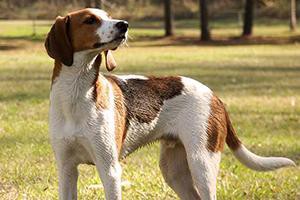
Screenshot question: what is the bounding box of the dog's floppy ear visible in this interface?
[45,16,73,66]
[104,50,117,71]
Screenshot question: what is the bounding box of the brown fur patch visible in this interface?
[225,110,241,150]
[95,79,110,109]
[51,60,62,86]
[92,55,110,109]
[92,55,126,153]
[68,9,103,52]
[207,95,241,152]
[45,15,73,66]
[107,78,127,153]
[206,95,227,152]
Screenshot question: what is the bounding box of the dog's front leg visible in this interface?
[97,160,122,200]
[90,136,122,200]
[57,159,79,200]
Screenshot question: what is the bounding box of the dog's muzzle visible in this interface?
[93,21,128,49]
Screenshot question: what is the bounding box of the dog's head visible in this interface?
[45,8,128,71]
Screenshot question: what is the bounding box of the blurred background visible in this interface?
[0,0,299,199]
[0,0,299,40]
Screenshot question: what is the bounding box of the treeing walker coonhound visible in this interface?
[44,8,295,200]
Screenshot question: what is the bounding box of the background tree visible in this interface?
[164,0,174,36]
[290,0,297,31]
[85,0,91,8]
[242,0,255,37]
[94,0,102,9]
[199,0,211,41]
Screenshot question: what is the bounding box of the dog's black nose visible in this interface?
[116,21,128,33]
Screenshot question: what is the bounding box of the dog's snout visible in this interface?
[116,21,128,33]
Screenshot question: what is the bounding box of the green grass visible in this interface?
[0,19,299,199]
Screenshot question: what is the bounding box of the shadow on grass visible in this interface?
[0,76,50,82]
[120,63,300,76]
[0,134,49,149]
[0,34,46,43]
[1,32,300,47]
[131,35,300,47]
[0,91,49,102]
[0,44,21,51]
[0,68,50,102]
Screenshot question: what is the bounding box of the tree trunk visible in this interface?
[95,0,102,8]
[164,0,174,36]
[7,0,11,9]
[290,0,297,31]
[242,0,254,37]
[199,0,211,41]
[85,0,91,8]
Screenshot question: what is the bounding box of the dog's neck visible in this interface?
[62,50,99,73]
[71,51,100,68]
[59,52,99,90]
[51,51,107,122]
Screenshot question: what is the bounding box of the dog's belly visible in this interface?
[65,137,96,165]
[72,136,96,164]
[120,117,160,159]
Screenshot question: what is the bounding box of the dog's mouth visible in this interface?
[93,35,126,49]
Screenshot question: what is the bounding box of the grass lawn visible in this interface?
[0,19,299,200]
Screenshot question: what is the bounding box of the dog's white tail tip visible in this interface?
[233,145,296,171]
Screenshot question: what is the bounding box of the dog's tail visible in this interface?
[225,111,296,171]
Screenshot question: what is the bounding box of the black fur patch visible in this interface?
[107,76,184,124]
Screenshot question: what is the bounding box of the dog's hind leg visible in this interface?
[181,136,221,200]
[159,140,201,200]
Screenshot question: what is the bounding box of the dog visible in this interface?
[45,8,295,200]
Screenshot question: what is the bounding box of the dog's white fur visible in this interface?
[48,8,295,200]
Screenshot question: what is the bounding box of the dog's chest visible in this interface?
[49,70,105,147]
[50,85,93,136]
[49,80,104,164]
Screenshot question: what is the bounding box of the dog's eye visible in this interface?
[84,17,97,25]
